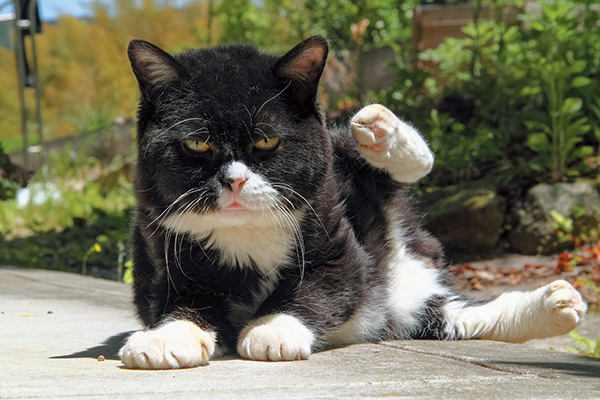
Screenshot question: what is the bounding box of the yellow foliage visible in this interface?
[0,0,217,147]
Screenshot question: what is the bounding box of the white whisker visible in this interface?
[271,183,330,240]
[254,81,291,117]
[147,188,204,238]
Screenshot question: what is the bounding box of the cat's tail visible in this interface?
[440,280,586,343]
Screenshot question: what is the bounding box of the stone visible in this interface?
[419,188,506,251]
[508,182,600,255]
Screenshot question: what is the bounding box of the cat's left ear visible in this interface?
[128,39,187,98]
[273,36,329,111]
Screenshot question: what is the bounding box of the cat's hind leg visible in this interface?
[119,319,216,369]
[350,104,433,183]
[442,280,586,343]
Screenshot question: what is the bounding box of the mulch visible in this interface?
[450,245,600,312]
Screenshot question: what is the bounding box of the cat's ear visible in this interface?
[273,36,329,111]
[128,39,186,97]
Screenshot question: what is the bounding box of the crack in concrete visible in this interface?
[376,342,558,379]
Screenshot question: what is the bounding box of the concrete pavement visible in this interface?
[1,266,599,399]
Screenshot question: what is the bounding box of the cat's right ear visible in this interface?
[128,40,186,98]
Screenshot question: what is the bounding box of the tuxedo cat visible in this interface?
[119,36,586,369]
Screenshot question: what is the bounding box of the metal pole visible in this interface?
[28,0,43,164]
[12,0,28,168]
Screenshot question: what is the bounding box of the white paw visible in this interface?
[237,314,314,361]
[541,280,587,335]
[350,104,433,183]
[119,320,216,369]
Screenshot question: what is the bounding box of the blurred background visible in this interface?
[0,0,599,314]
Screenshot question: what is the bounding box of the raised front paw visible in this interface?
[541,280,587,335]
[237,314,314,361]
[351,104,398,161]
[119,320,216,369]
[350,104,433,183]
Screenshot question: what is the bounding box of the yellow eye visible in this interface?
[254,137,280,151]
[184,139,210,153]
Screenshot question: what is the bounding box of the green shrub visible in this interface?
[0,142,136,280]
[384,0,600,186]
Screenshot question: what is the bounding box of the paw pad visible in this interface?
[349,104,434,183]
[543,280,587,331]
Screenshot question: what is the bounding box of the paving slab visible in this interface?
[1,266,599,399]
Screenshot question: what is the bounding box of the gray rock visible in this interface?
[420,188,506,251]
[508,182,600,255]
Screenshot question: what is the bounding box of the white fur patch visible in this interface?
[161,161,306,274]
[443,280,587,343]
[387,248,450,338]
[322,300,387,345]
[237,314,315,361]
[119,320,216,369]
[351,104,434,183]
[384,206,450,338]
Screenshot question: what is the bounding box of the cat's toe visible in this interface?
[119,320,215,369]
[237,314,314,361]
[542,280,587,333]
[350,104,433,183]
[350,104,396,160]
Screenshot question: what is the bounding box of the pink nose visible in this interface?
[231,178,247,193]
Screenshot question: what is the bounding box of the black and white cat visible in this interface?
[119,36,586,369]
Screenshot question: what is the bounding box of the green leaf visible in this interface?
[571,76,592,88]
[530,21,544,31]
[96,234,109,244]
[565,137,583,154]
[524,121,550,132]
[574,146,594,158]
[123,259,134,284]
[572,204,586,219]
[568,60,587,75]
[527,133,549,153]
[520,86,542,96]
[451,123,465,132]
[562,97,583,115]
[566,117,591,137]
[550,210,572,231]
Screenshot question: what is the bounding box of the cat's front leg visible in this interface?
[351,104,433,183]
[237,314,314,361]
[119,318,216,369]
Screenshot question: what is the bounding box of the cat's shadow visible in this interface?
[51,331,134,361]
[50,332,243,363]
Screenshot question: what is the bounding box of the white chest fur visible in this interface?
[162,210,300,275]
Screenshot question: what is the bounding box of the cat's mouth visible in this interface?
[222,201,247,211]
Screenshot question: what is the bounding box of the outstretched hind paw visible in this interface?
[542,280,587,334]
[350,104,433,183]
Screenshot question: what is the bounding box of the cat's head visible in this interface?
[129,36,331,235]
